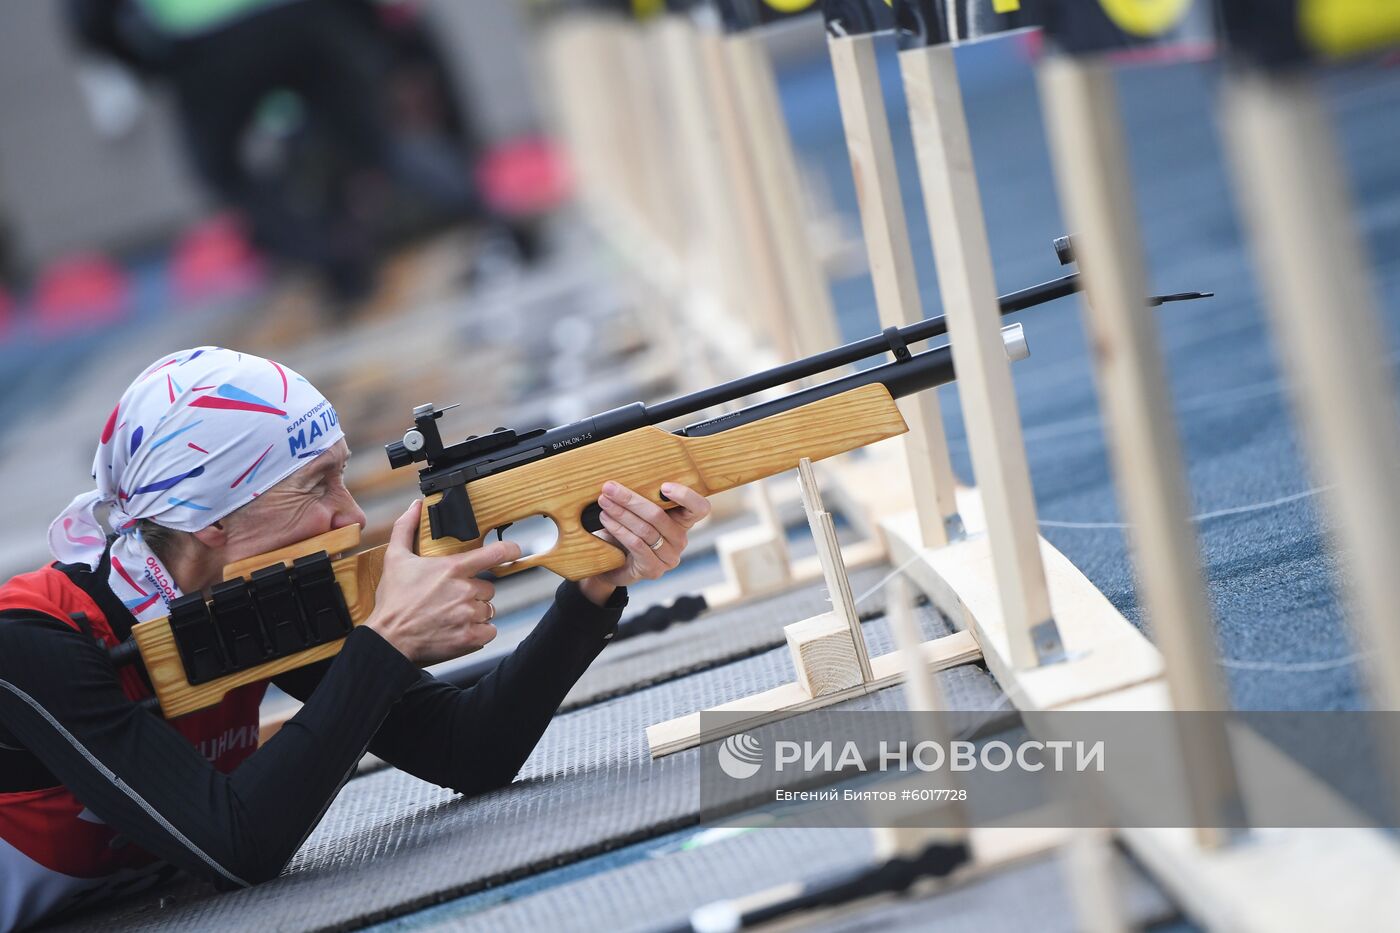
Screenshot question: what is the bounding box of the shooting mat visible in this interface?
[51,606,1002,932]
[374,828,1179,933]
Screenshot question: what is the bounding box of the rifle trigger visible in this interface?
[494,523,513,543]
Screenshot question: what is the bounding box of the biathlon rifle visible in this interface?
[116,238,1212,718]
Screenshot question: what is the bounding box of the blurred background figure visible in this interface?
[64,0,536,310]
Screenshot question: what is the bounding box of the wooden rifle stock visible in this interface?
[415,382,909,578]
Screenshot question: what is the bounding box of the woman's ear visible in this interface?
[190,521,229,550]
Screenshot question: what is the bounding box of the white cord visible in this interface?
[1038,486,1329,530]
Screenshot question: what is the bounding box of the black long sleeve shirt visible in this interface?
[0,559,623,889]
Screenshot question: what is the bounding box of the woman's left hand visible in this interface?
[579,481,711,604]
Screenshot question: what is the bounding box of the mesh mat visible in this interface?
[804,848,1181,933]
[51,608,999,932]
[386,831,1177,933]
[561,562,896,711]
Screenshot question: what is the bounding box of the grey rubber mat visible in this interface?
[561,561,897,711]
[805,849,1181,933]
[52,606,999,932]
[392,832,1178,933]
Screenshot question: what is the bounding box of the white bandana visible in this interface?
[48,347,345,623]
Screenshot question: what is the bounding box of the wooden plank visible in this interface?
[725,30,842,359]
[797,458,872,681]
[1063,829,1132,933]
[899,43,1059,669]
[696,26,794,358]
[1222,72,1400,723]
[654,16,778,349]
[1058,680,1400,930]
[1037,55,1241,844]
[880,572,970,849]
[881,488,1163,712]
[646,629,981,757]
[621,19,685,257]
[828,33,961,550]
[1123,824,1400,933]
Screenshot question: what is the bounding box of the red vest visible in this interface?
[0,564,266,930]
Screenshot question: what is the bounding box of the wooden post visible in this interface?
[622,17,687,262]
[1222,69,1400,752]
[878,572,968,854]
[725,30,843,359]
[798,458,872,682]
[696,26,796,359]
[1064,829,1133,933]
[899,43,1063,669]
[653,15,760,337]
[828,33,962,549]
[1037,55,1241,848]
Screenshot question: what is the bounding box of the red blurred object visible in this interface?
[171,215,263,304]
[34,253,130,335]
[1016,29,1044,61]
[0,286,14,341]
[476,137,572,218]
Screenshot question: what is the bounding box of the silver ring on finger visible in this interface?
[650,536,665,551]
[485,602,495,621]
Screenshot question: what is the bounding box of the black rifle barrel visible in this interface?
[646,273,1078,426]
[679,325,1016,437]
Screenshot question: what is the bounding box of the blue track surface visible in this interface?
[778,38,1400,711]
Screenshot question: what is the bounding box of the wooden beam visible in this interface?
[828,33,961,550]
[1037,55,1242,846]
[646,629,981,757]
[694,26,794,358]
[785,613,865,698]
[1221,70,1400,730]
[653,16,764,333]
[725,30,842,359]
[899,43,1061,669]
[798,458,872,681]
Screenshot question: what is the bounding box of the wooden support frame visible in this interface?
[827,33,962,550]
[884,486,1163,712]
[1036,55,1242,846]
[648,460,982,758]
[898,43,1063,670]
